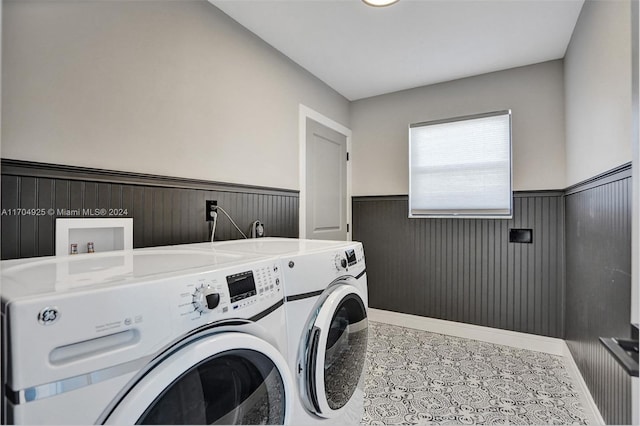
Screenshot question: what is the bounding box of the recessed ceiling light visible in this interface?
[362,0,399,7]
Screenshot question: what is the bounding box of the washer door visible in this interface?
[302,283,368,418]
[103,332,291,425]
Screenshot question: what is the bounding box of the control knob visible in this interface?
[334,254,348,271]
[192,285,221,314]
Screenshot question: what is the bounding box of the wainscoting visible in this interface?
[353,191,565,338]
[354,163,634,424]
[565,164,632,425]
[1,159,299,260]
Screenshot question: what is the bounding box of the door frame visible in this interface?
[298,104,352,240]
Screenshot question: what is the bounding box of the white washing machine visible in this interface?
[190,238,369,425]
[1,247,293,425]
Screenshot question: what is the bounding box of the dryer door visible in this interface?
[302,282,368,418]
[102,332,291,425]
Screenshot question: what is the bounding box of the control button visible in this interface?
[205,293,220,309]
[341,258,348,269]
[275,278,280,285]
[192,285,221,314]
[273,266,279,273]
[288,261,295,268]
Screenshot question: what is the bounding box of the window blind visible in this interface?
[409,110,512,218]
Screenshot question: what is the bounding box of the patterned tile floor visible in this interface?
[362,322,589,425]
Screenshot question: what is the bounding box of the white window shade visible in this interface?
[409,110,512,218]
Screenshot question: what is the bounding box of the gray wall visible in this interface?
[350,60,566,195]
[563,1,635,424]
[564,0,632,186]
[565,166,632,425]
[353,192,565,338]
[1,0,349,191]
[1,160,298,260]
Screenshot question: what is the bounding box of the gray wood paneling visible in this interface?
[565,173,632,425]
[1,176,20,258]
[352,164,633,423]
[352,191,565,338]
[1,160,299,260]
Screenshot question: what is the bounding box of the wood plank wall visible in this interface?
[1,160,299,259]
[565,167,632,425]
[353,191,565,338]
[353,163,633,423]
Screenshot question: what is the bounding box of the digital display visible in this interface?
[226,271,257,303]
[345,249,357,267]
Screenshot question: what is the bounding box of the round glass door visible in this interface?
[323,294,368,411]
[102,333,291,425]
[139,349,284,424]
[303,284,368,417]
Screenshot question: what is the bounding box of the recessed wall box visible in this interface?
[509,228,533,243]
[56,218,133,255]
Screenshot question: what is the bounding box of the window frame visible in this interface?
[408,110,513,219]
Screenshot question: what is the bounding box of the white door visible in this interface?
[306,117,348,241]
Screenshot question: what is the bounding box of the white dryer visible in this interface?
[203,238,369,425]
[1,248,292,425]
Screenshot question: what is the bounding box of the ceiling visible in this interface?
[209,0,584,101]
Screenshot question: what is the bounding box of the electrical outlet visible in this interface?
[206,200,217,221]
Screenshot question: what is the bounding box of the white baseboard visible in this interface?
[368,308,604,424]
[562,342,606,425]
[368,308,566,355]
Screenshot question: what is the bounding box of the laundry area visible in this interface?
[1,0,639,425]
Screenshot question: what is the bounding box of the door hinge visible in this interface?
[346,152,350,161]
[347,224,350,232]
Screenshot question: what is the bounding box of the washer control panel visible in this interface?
[178,260,282,321]
[250,264,281,303]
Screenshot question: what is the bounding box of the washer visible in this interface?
[196,238,369,425]
[1,248,292,425]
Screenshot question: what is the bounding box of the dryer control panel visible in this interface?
[333,244,365,272]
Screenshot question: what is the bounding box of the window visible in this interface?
[409,110,512,218]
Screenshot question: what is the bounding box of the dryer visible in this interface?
[200,238,369,425]
[1,248,292,425]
